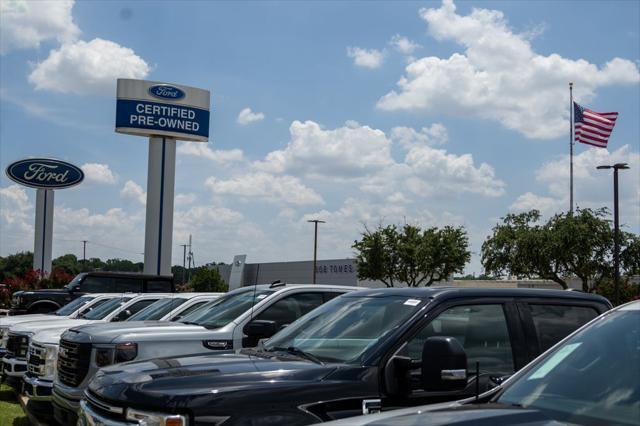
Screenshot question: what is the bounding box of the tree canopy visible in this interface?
[189,267,228,292]
[353,223,470,287]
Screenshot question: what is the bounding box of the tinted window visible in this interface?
[183,288,275,329]
[54,296,93,316]
[146,280,172,292]
[529,304,599,352]
[115,278,143,292]
[256,292,324,328]
[407,304,514,375]
[81,298,131,320]
[128,298,187,321]
[79,276,114,292]
[114,299,159,321]
[171,300,209,320]
[77,298,109,316]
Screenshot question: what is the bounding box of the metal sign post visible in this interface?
[115,79,210,276]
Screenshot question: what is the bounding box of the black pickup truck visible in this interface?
[80,287,610,426]
[10,271,174,315]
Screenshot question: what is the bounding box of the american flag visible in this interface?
[574,102,618,148]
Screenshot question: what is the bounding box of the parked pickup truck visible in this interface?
[10,271,174,315]
[53,283,359,424]
[1,293,170,388]
[82,288,610,426]
[22,293,221,422]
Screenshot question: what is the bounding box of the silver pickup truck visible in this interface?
[53,283,359,425]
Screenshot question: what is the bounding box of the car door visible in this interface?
[380,298,525,410]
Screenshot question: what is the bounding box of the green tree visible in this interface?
[190,267,228,292]
[103,258,142,272]
[53,254,81,275]
[353,223,470,287]
[0,252,33,281]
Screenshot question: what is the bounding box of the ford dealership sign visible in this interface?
[148,84,186,100]
[5,158,84,189]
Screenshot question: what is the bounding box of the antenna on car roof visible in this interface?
[269,280,285,288]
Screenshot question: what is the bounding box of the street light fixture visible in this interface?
[307,220,325,284]
[596,162,630,306]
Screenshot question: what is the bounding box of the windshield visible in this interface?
[54,296,94,316]
[180,288,275,329]
[127,298,187,321]
[498,309,640,425]
[80,297,131,320]
[63,273,86,290]
[264,295,425,363]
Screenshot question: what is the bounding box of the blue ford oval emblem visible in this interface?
[148,84,185,100]
[5,158,84,189]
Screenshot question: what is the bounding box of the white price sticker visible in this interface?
[404,299,421,306]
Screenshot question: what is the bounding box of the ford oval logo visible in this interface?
[148,84,185,101]
[5,158,84,190]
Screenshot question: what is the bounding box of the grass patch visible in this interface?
[0,384,29,426]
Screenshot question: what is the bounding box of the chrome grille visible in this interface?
[57,338,91,387]
[6,333,29,358]
[27,343,46,377]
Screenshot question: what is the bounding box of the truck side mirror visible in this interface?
[422,336,467,392]
[244,320,279,340]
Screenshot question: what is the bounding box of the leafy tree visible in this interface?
[482,208,638,293]
[190,267,228,292]
[0,251,33,281]
[53,254,81,275]
[353,223,470,287]
[103,258,142,272]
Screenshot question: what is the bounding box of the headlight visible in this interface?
[126,408,186,426]
[39,344,59,377]
[202,340,233,350]
[95,348,115,367]
[115,342,138,363]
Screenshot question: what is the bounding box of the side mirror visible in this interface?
[244,320,279,340]
[422,336,467,392]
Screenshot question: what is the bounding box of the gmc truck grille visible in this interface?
[57,339,91,387]
[27,343,46,377]
[6,333,29,358]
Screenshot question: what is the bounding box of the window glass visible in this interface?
[406,304,514,375]
[77,298,109,316]
[324,292,343,303]
[79,277,113,292]
[55,296,93,316]
[115,299,159,321]
[499,310,640,426]
[64,273,86,291]
[172,300,209,320]
[529,304,599,352]
[146,280,172,292]
[80,297,131,320]
[128,298,187,321]
[115,278,143,292]
[256,292,324,328]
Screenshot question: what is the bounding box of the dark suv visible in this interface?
[80,288,610,426]
[10,272,174,315]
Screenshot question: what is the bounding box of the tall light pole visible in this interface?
[597,162,630,306]
[307,220,325,284]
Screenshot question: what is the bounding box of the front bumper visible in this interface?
[23,373,53,401]
[2,355,27,378]
[79,399,133,426]
[53,384,82,425]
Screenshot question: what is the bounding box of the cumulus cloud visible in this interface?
[391,123,448,148]
[237,108,265,125]
[347,47,384,69]
[175,193,197,205]
[80,163,117,185]
[205,172,324,206]
[377,0,640,139]
[0,0,79,54]
[255,120,394,179]
[120,180,146,206]
[28,38,150,95]
[0,185,33,243]
[177,144,244,164]
[389,34,421,55]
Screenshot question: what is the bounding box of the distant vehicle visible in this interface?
[78,288,610,426]
[321,299,640,426]
[9,271,175,315]
[53,283,358,425]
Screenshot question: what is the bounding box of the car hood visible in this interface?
[10,318,99,334]
[89,350,340,409]
[0,314,59,328]
[324,403,574,426]
[71,321,210,343]
[31,328,68,345]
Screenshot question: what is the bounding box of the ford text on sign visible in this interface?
[5,158,84,189]
[116,79,210,142]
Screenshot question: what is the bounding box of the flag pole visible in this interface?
[569,82,574,214]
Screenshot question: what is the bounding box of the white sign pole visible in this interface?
[143,136,176,276]
[33,188,54,276]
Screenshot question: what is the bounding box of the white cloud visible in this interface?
[80,163,117,185]
[377,0,640,139]
[255,120,394,179]
[389,34,421,55]
[391,123,448,148]
[0,185,33,246]
[237,108,265,125]
[205,172,324,206]
[0,0,79,54]
[175,193,197,205]
[28,38,150,95]
[510,192,562,216]
[120,180,146,206]
[347,47,384,69]
[177,144,244,164]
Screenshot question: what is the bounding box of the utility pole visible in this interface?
[307,220,325,284]
[187,234,193,283]
[82,240,87,263]
[180,244,188,284]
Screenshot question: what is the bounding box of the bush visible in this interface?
[189,267,228,292]
[594,278,640,306]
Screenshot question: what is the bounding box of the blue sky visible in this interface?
[1,0,639,274]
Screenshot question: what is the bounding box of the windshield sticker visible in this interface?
[256,294,268,299]
[528,342,582,380]
[404,299,421,306]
